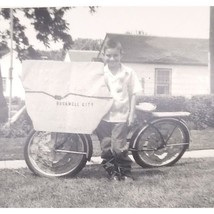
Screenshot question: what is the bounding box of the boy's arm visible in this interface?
[128,94,137,126]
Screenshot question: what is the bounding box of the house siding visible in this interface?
[0,53,25,99]
[124,63,209,97]
[0,48,209,99]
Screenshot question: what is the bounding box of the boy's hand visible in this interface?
[128,94,136,126]
[128,113,135,127]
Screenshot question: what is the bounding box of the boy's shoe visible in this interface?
[109,171,120,181]
[120,168,134,181]
[121,174,134,181]
[102,160,135,181]
[101,159,122,181]
[101,159,115,176]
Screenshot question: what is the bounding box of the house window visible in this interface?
[2,77,6,92]
[155,68,171,95]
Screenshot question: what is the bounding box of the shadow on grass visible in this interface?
[5,157,211,183]
[75,163,167,180]
[64,158,208,180]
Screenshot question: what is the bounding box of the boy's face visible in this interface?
[104,48,122,70]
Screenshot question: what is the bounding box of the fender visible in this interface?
[82,134,93,161]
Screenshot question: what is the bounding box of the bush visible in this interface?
[0,95,8,123]
[5,96,25,108]
[136,95,214,130]
[2,95,214,136]
[185,95,214,129]
[0,109,33,138]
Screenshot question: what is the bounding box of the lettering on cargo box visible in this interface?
[56,101,94,107]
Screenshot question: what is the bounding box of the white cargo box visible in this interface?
[21,60,113,134]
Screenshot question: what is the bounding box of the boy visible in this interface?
[96,39,142,181]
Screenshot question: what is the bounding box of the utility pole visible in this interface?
[210,6,214,94]
[8,8,13,126]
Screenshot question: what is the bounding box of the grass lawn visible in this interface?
[0,128,214,161]
[0,128,214,208]
[0,157,214,208]
[0,137,26,160]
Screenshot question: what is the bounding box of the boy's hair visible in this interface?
[103,38,123,54]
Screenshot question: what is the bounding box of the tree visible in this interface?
[38,49,66,61]
[0,7,97,61]
[0,7,97,123]
[72,38,102,51]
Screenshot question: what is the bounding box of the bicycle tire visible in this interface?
[131,118,190,168]
[24,130,90,177]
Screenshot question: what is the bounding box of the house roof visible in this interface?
[98,33,208,65]
[66,50,99,62]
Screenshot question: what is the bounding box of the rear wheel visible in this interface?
[24,130,89,177]
[132,119,190,168]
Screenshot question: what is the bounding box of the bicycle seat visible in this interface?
[136,103,157,112]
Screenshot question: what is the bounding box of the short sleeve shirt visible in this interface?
[103,64,142,122]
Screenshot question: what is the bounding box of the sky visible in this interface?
[27,6,210,50]
[0,3,211,50]
[66,6,209,40]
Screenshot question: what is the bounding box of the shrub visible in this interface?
[0,95,8,123]
[2,94,214,136]
[5,96,25,108]
[0,109,33,138]
[185,95,214,129]
[136,95,214,130]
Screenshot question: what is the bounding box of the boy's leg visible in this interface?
[96,120,115,177]
[111,123,133,178]
[96,120,113,160]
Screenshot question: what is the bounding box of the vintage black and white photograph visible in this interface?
[0,0,214,208]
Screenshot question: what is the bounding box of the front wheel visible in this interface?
[24,130,90,177]
[131,118,190,168]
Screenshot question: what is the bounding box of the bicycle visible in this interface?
[24,102,191,178]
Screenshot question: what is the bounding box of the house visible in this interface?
[64,50,99,62]
[0,51,25,99]
[1,35,210,99]
[98,33,209,97]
